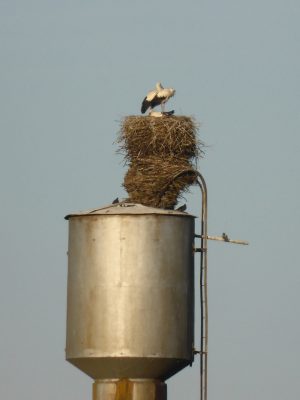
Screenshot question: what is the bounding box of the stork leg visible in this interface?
[161,102,165,112]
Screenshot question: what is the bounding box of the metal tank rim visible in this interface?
[65,202,196,220]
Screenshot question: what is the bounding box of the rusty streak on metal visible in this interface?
[115,379,133,400]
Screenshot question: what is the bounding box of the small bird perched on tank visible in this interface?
[141,82,175,114]
[176,204,187,212]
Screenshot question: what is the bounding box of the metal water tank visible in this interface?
[65,203,195,400]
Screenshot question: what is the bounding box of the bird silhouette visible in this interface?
[176,204,187,212]
[222,232,230,242]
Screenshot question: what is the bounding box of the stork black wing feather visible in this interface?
[148,95,164,110]
[141,97,150,114]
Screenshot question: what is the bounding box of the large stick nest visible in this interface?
[124,156,198,209]
[118,115,203,209]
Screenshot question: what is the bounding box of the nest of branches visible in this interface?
[118,115,202,209]
[124,156,198,208]
[118,115,203,161]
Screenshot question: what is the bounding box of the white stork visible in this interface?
[141,82,175,114]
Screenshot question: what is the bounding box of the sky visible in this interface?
[1,1,300,399]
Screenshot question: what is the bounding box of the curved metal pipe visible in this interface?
[154,167,208,400]
[196,173,208,400]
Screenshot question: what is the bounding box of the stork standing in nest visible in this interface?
[141,82,175,114]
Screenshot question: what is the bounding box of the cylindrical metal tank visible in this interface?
[65,203,195,399]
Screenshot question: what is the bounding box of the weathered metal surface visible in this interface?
[93,379,167,400]
[66,209,195,380]
[65,202,196,219]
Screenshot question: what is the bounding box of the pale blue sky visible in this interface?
[1,1,299,399]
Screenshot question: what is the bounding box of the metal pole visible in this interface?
[197,173,208,400]
[195,234,248,246]
[160,168,209,400]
